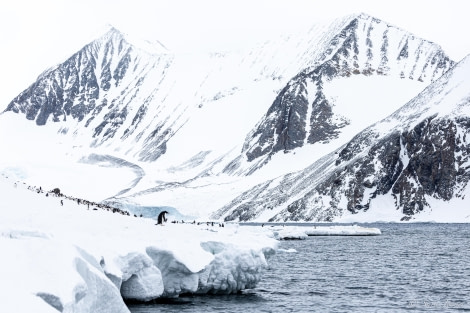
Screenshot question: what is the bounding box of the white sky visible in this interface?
[1,0,469,109]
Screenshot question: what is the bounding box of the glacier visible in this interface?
[0,173,277,312]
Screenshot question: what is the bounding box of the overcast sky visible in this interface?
[1,0,469,108]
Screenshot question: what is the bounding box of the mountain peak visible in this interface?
[356,12,377,20]
[102,26,126,40]
[97,26,169,55]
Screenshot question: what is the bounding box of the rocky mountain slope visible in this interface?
[227,14,454,175]
[213,54,470,222]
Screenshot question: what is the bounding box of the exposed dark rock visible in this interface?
[36,292,64,312]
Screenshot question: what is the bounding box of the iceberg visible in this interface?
[0,174,277,313]
[269,226,309,240]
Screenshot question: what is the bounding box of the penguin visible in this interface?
[157,210,169,225]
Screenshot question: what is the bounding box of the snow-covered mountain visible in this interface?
[213,54,470,222]
[4,14,452,166]
[3,18,356,163]
[1,13,467,222]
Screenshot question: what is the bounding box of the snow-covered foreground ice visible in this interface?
[0,173,277,313]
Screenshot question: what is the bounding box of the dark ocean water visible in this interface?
[128,223,470,312]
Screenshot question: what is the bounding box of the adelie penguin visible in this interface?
[156,210,169,225]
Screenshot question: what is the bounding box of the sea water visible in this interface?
[127,223,470,312]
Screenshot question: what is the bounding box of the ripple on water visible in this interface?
[128,224,470,313]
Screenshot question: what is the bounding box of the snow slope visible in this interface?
[0,173,277,312]
[112,13,454,218]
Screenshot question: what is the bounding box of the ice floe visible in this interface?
[304,225,382,236]
[265,224,381,240]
